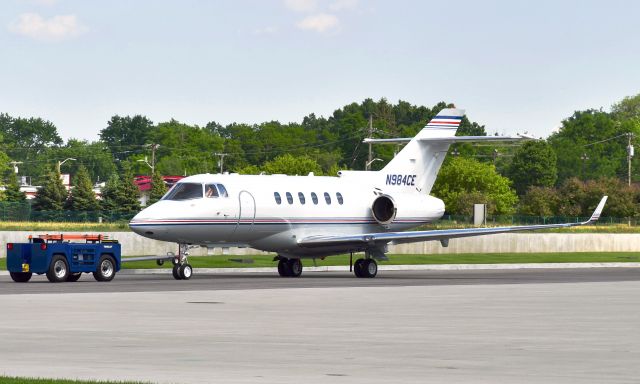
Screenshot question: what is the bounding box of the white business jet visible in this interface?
[129,108,607,280]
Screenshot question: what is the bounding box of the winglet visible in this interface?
[587,196,608,224]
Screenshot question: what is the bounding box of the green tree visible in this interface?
[100,173,121,211]
[4,172,27,202]
[556,178,587,216]
[99,115,154,160]
[33,167,67,211]
[66,165,98,211]
[548,110,636,183]
[507,141,557,195]
[612,93,640,121]
[117,167,141,213]
[582,178,637,218]
[262,154,323,175]
[432,157,518,215]
[519,186,560,217]
[148,170,167,205]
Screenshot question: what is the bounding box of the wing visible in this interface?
[298,196,607,249]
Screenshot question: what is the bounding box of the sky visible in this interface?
[1,0,639,141]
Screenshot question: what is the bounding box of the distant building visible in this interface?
[134,175,184,206]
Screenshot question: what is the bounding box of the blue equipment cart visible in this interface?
[6,234,121,283]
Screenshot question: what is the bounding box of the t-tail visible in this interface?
[380,108,465,193]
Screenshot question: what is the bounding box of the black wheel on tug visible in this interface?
[179,263,193,280]
[277,259,292,277]
[93,255,116,282]
[287,259,303,277]
[47,254,69,283]
[362,259,378,278]
[353,258,365,278]
[172,264,182,280]
[66,273,82,282]
[10,272,32,283]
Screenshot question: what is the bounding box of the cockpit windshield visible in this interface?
[162,183,203,201]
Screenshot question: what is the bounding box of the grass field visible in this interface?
[3,252,638,271]
[0,377,148,384]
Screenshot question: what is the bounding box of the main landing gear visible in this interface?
[172,244,193,280]
[350,251,378,278]
[353,258,377,278]
[276,256,303,277]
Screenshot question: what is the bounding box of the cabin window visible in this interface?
[216,184,229,197]
[205,184,219,198]
[336,192,344,205]
[311,192,318,205]
[324,192,331,205]
[298,192,306,205]
[286,192,293,204]
[163,183,203,201]
[274,192,282,204]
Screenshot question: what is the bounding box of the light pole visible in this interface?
[137,156,154,174]
[57,158,76,173]
[214,153,228,174]
[580,153,589,180]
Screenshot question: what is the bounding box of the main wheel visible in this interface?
[47,255,69,283]
[179,263,193,280]
[172,265,182,280]
[277,259,292,277]
[288,259,303,277]
[66,273,82,282]
[10,272,32,283]
[93,255,116,282]
[353,259,365,278]
[362,259,378,278]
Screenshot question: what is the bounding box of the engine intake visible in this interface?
[371,195,396,225]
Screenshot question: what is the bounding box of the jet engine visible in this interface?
[371,195,396,225]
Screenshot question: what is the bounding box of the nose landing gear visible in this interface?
[172,243,193,280]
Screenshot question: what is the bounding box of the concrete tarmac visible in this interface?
[0,269,639,383]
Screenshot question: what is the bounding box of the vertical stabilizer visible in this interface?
[380,108,464,194]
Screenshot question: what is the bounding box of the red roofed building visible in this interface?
[134,175,184,206]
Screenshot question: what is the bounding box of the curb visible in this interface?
[2,263,640,276]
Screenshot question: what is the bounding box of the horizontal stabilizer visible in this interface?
[363,135,535,145]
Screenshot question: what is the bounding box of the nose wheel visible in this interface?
[172,243,193,280]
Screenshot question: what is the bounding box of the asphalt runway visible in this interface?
[1,269,639,383]
[1,267,640,294]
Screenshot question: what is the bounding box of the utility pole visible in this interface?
[149,144,160,175]
[214,153,228,173]
[366,114,373,171]
[627,133,634,186]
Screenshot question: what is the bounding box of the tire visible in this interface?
[179,263,193,280]
[66,273,82,282]
[362,259,378,278]
[172,265,182,280]
[156,259,165,266]
[47,255,69,283]
[277,259,292,277]
[288,259,303,277]
[93,255,116,282]
[353,259,365,278]
[10,272,32,283]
